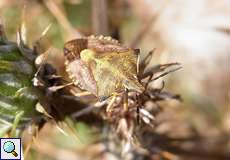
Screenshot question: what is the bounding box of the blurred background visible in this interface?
[0,0,230,159]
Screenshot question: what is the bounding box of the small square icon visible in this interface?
[0,138,21,160]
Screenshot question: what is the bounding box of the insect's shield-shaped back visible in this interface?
[64,36,144,100]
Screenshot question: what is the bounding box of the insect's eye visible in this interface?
[63,48,70,56]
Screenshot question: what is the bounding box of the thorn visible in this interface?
[41,24,52,37]
[151,66,182,82]
[69,90,92,97]
[144,48,156,66]
[48,83,73,92]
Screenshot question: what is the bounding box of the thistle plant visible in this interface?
[0,19,181,159]
[0,21,42,137]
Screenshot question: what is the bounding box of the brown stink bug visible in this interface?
[63,35,144,111]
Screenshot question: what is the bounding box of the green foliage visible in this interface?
[0,35,40,137]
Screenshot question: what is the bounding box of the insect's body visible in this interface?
[64,35,144,100]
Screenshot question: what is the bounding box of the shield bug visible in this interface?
[63,35,144,106]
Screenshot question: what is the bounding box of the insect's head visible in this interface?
[63,38,88,61]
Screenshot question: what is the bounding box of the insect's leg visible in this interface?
[106,94,117,113]
[123,88,128,111]
[48,82,74,92]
